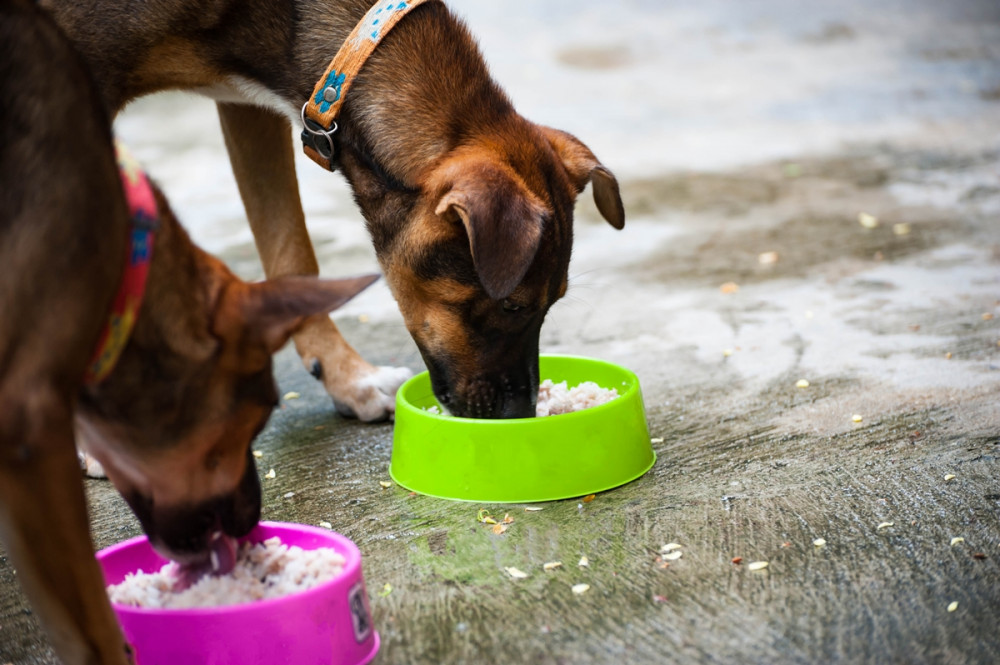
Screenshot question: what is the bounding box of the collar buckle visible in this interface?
[300,102,338,170]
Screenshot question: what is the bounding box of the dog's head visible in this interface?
[376,125,624,418]
[78,231,377,569]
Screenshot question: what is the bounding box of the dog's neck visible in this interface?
[236,0,516,188]
[80,191,217,425]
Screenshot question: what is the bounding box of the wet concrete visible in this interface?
[3,0,1000,663]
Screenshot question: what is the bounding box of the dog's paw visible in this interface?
[78,450,107,478]
[309,357,412,422]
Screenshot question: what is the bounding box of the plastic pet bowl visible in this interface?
[390,354,655,502]
[95,522,379,665]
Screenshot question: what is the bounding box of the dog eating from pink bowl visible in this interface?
[95,521,379,665]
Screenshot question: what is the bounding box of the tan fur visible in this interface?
[42,0,625,422]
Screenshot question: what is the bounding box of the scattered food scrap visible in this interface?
[892,223,911,236]
[501,514,514,525]
[758,251,779,265]
[252,450,263,458]
[852,414,864,423]
[796,379,810,388]
[944,474,956,482]
[492,524,508,535]
[947,601,959,613]
[663,551,683,561]
[283,491,295,499]
[319,521,332,529]
[720,282,740,294]
[748,561,769,571]
[578,556,590,568]
[950,537,965,547]
[543,561,563,571]
[582,494,596,503]
[723,348,734,357]
[379,583,392,597]
[945,352,952,359]
[264,469,276,480]
[650,437,665,444]
[660,543,682,553]
[572,583,591,595]
[973,553,987,560]
[653,594,668,603]
[813,538,827,548]
[379,481,392,489]
[358,314,370,323]
[524,507,544,512]
[983,313,994,321]
[282,391,300,400]
[876,522,894,531]
[731,557,743,565]
[858,212,879,228]
[505,567,529,579]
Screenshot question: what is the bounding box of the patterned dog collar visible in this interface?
[301,0,432,170]
[84,141,159,385]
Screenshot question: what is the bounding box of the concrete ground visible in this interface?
[3,0,1000,663]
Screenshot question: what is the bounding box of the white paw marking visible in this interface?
[78,451,107,479]
[335,365,413,422]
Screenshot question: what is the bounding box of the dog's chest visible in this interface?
[193,76,298,124]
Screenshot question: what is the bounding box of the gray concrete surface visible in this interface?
[2,0,1000,663]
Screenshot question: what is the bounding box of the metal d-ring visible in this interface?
[300,102,339,161]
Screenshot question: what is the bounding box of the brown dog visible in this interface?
[0,2,376,662]
[42,0,626,420]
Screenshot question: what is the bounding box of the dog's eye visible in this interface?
[502,299,524,313]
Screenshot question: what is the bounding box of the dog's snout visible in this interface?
[437,375,536,419]
[125,450,261,564]
[499,390,534,419]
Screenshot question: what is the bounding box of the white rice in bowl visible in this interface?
[107,536,346,609]
[423,380,620,417]
[535,379,619,417]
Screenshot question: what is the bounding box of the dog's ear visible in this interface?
[434,158,546,300]
[540,126,625,230]
[215,274,379,354]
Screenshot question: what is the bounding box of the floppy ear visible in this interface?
[540,127,625,230]
[434,158,546,300]
[214,274,380,354]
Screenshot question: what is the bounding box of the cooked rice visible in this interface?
[535,379,619,416]
[422,379,619,417]
[107,536,345,609]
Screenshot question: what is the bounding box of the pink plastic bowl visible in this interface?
[95,521,380,665]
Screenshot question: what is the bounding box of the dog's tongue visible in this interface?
[173,533,238,590]
[209,532,238,575]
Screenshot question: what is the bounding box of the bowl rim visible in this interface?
[396,354,641,424]
[97,521,362,616]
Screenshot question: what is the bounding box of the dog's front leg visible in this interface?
[0,392,132,665]
[216,103,411,421]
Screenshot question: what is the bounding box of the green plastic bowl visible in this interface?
[389,355,655,503]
